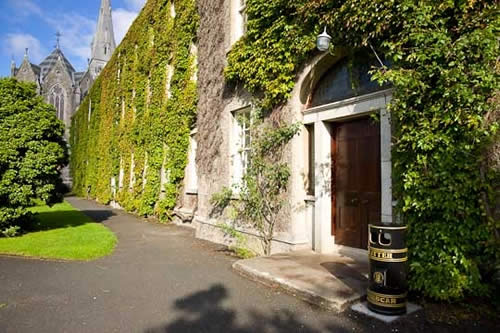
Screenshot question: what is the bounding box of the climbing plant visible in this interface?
[226,0,499,300]
[70,0,198,221]
[211,112,301,256]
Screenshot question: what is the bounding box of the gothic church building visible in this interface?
[10,0,116,132]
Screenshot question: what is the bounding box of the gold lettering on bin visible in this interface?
[370,248,393,259]
[369,247,408,263]
[367,290,407,308]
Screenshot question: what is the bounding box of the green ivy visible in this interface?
[70,0,198,221]
[226,0,499,300]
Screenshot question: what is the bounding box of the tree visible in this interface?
[211,111,301,255]
[0,78,68,236]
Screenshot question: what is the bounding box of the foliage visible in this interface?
[212,112,301,255]
[217,222,255,259]
[226,1,499,299]
[70,0,198,220]
[0,201,116,260]
[0,78,68,237]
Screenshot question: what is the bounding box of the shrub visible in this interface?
[0,78,68,236]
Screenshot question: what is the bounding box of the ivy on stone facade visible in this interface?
[70,0,198,221]
[226,0,499,300]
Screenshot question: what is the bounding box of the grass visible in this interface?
[0,201,117,261]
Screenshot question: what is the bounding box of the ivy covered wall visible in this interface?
[225,0,499,300]
[70,0,198,220]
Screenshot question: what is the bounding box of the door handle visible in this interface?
[350,198,359,205]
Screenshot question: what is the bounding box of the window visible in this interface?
[230,0,247,45]
[185,130,198,194]
[310,52,389,108]
[59,96,64,120]
[49,85,65,121]
[305,124,315,195]
[238,0,247,34]
[170,2,176,18]
[231,107,252,186]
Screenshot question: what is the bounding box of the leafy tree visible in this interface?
[0,78,68,236]
[211,112,301,255]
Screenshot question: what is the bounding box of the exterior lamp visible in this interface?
[316,27,386,68]
[316,27,331,52]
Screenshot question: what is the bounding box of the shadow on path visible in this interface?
[145,284,347,333]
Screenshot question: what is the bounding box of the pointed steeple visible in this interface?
[55,31,62,49]
[10,57,16,77]
[89,0,116,77]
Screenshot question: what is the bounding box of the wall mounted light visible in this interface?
[316,27,331,52]
[316,27,385,68]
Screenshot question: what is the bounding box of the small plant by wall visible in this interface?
[70,0,198,220]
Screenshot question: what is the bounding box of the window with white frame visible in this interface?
[185,130,198,194]
[230,0,247,45]
[239,0,247,33]
[232,107,252,186]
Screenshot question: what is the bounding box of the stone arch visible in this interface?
[298,51,344,106]
[298,49,387,107]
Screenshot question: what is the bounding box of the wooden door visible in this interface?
[332,117,381,249]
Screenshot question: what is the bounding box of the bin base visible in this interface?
[367,301,407,316]
[352,302,422,323]
[366,288,407,316]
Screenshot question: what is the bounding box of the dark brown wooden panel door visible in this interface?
[332,117,381,249]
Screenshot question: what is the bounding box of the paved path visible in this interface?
[0,197,466,332]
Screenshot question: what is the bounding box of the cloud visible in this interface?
[124,0,146,12]
[3,33,47,64]
[7,0,43,17]
[113,8,139,44]
[3,1,143,72]
[43,13,96,70]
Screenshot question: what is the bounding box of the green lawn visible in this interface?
[0,201,117,260]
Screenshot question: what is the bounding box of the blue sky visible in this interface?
[0,0,146,77]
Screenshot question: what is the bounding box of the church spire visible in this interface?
[10,56,16,77]
[89,0,116,77]
[55,31,62,49]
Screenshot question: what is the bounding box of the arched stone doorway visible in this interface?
[302,53,393,253]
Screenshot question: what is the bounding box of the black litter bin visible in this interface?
[367,224,408,315]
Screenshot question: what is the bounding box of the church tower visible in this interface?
[89,0,116,79]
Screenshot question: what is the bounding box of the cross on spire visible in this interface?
[55,31,62,49]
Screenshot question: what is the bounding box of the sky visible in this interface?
[0,0,146,77]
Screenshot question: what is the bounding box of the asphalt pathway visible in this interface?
[0,197,463,332]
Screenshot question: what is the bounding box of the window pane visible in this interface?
[60,97,64,121]
[310,52,388,107]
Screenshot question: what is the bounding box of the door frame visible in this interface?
[303,89,393,254]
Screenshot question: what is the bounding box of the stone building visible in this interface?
[10,0,116,133]
[175,0,394,256]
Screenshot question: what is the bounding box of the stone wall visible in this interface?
[195,0,232,216]
[193,0,309,254]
